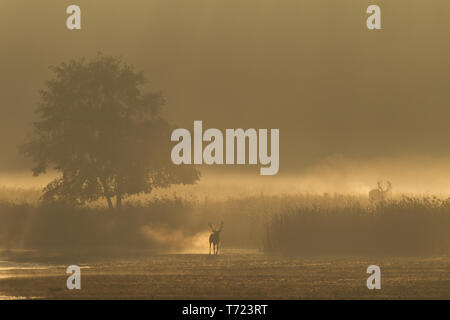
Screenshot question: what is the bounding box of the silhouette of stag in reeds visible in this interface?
[369,181,392,203]
[208,221,224,255]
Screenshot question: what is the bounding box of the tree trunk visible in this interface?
[99,176,114,210]
[106,196,113,209]
[116,193,122,209]
[115,176,123,210]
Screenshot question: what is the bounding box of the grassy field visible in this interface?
[0,249,449,299]
[0,186,449,299]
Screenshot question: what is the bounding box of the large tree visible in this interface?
[21,54,200,209]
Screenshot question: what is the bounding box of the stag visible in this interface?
[369,181,392,202]
[208,222,223,255]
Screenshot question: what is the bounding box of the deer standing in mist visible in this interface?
[369,181,392,202]
[208,222,224,255]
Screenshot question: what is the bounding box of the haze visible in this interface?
[1,0,450,193]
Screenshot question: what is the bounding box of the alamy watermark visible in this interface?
[170,121,279,175]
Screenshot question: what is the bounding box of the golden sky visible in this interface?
[1,1,450,175]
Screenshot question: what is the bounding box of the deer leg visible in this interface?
[209,241,211,255]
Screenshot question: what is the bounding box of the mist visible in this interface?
[2,1,450,174]
[2,0,450,300]
[3,154,450,205]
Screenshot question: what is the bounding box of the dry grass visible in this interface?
[0,185,449,257]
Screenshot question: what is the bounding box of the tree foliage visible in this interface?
[21,54,200,208]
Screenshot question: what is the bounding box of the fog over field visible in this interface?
[3,154,450,203]
[1,0,450,299]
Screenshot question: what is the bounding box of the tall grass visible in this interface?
[0,192,277,251]
[264,196,450,256]
[1,186,449,256]
[0,187,369,252]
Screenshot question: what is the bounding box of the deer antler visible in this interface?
[384,181,392,192]
[218,221,224,232]
[208,222,215,231]
[377,180,392,193]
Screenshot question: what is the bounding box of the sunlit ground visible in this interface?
[0,249,449,299]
